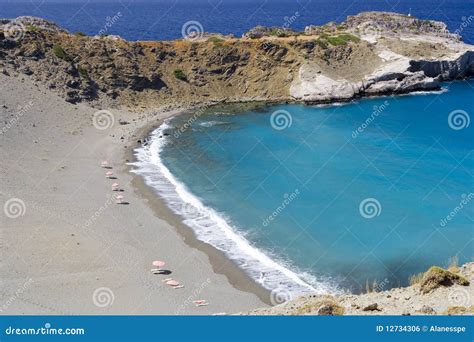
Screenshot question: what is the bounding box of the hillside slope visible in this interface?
[1,12,472,110]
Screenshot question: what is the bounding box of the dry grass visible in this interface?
[419,266,469,294]
[295,296,345,316]
[409,272,424,285]
[442,306,474,315]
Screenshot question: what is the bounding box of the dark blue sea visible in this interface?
[1,0,473,43]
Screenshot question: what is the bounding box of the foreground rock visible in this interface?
[0,12,472,109]
[244,263,474,315]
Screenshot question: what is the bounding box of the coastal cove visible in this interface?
[1,8,473,317]
[131,80,474,297]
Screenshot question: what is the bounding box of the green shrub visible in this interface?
[26,24,39,32]
[315,38,328,49]
[207,36,225,45]
[52,44,73,62]
[173,69,187,81]
[77,66,88,78]
[326,33,360,46]
[75,31,86,37]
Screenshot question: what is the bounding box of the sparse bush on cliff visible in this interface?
[443,306,474,315]
[77,66,88,78]
[326,33,360,46]
[419,266,469,294]
[295,297,345,315]
[409,272,424,285]
[75,31,86,37]
[315,38,328,49]
[207,36,225,45]
[26,24,39,32]
[173,69,187,81]
[52,44,72,62]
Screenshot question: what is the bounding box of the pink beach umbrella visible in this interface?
[105,171,114,178]
[193,300,209,307]
[111,183,120,191]
[115,194,124,204]
[165,280,180,287]
[101,160,109,168]
[152,260,166,268]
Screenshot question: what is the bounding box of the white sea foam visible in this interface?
[130,121,339,297]
[406,87,449,96]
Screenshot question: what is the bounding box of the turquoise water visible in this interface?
[136,82,473,294]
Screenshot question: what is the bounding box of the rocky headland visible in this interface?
[0,12,472,109]
[1,12,473,316]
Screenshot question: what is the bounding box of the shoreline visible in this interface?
[123,79,471,303]
[0,74,267,314]
[124,107,273,305]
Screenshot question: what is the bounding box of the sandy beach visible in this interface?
[0,72,267,314]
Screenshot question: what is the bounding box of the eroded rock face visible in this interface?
[290,40,473,102]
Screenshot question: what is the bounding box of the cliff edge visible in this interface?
[0,12,472,109]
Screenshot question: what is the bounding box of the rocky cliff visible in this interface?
[0,12,472,109]
[245,263,474,316]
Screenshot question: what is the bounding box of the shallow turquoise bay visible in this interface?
[161,81,473,292]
